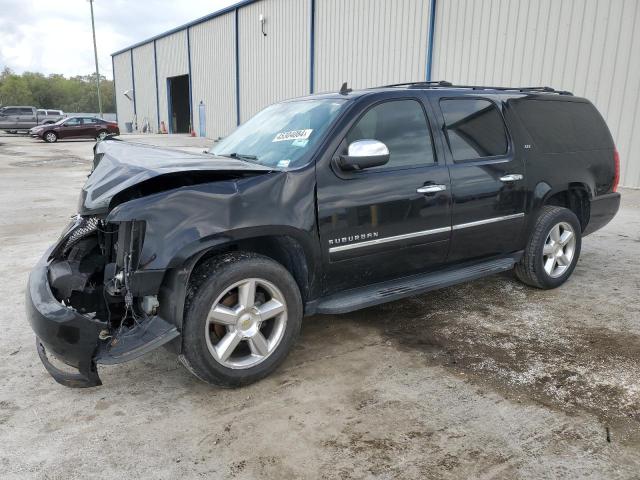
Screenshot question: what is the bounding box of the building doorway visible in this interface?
[167,74,191,133]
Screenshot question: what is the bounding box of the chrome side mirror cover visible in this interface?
[338,139,390,171]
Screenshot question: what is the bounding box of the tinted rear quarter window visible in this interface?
[511,99,612,153]
[440,98,509,161]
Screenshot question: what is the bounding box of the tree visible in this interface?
[0,69,114,112]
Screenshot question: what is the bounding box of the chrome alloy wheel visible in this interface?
[45,132,56,142]
[97,131,108,140]
[205,278,287,369]
[542,221,576,278]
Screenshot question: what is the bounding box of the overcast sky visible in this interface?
[0,0,238,79]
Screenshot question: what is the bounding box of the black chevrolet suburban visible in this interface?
[25,81,621,388]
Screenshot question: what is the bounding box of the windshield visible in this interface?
[210,98,347,169]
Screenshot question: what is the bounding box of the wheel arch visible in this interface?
[531,181,591,232]
[158,232,319,347]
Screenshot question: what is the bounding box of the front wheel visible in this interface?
[180,252,303,387]
[515,206,582,289]
[43,131,58,143]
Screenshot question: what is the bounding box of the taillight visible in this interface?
[613,149,620,192]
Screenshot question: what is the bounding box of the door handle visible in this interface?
[500,174,524,182]
[417,184,447,194]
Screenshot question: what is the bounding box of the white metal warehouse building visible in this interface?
[112,0,640,188]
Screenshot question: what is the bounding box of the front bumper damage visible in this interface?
[27,253,105,387]
[25,217,179,388]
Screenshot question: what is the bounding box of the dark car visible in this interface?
[25,82,620,388]
[30,116,120,143]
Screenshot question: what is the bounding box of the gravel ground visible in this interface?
[0,133,638,479]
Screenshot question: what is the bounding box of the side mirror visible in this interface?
[338,139,390,171]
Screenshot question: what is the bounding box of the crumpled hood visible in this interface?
[79,139,273,214]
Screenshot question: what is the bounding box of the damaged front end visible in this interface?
[26,214,178,387]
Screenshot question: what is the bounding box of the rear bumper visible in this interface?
[26,251,107,387]
[583,192,621,236]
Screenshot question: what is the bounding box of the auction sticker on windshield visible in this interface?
[272,129,313,142]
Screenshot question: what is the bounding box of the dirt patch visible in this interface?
[345,273,640,445]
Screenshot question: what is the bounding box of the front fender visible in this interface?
[106,170,320,334]
[106,171,317,270]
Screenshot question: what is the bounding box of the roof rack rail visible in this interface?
[372,81,572,95]
[443,84,573,95]
[377,80,453,88]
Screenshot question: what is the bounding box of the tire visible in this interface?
[43,131,58,143]
[96,130,108,140]
[515,206,582,289]
[180,251,303,387]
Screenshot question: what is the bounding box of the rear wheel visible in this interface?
[96,130,108,140]
[44,131,58,143]
[180,252,303,387]
[515,206,582,289]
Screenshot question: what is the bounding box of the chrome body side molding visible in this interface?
[328,213,525,253]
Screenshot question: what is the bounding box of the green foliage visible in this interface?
[0,68,115,113]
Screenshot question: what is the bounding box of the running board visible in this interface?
[314,253,522,315]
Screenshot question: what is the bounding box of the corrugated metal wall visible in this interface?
[112,51,134,131]
[155,30,189,130]
[132,43,158,132]
[432,0,640,188]
[190,13,237,139]
[237,0,310,122]
[314,0,431,91]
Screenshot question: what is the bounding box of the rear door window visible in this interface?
[440,98,509,161]
[346,99,435,169]
[511,99,612,153]
[20,108,34,115]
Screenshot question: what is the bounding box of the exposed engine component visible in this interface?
[141,295,159,315]
[47,260,90,299]
[49,217,120,321]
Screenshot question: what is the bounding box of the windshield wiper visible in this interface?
[220,152,259,161]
